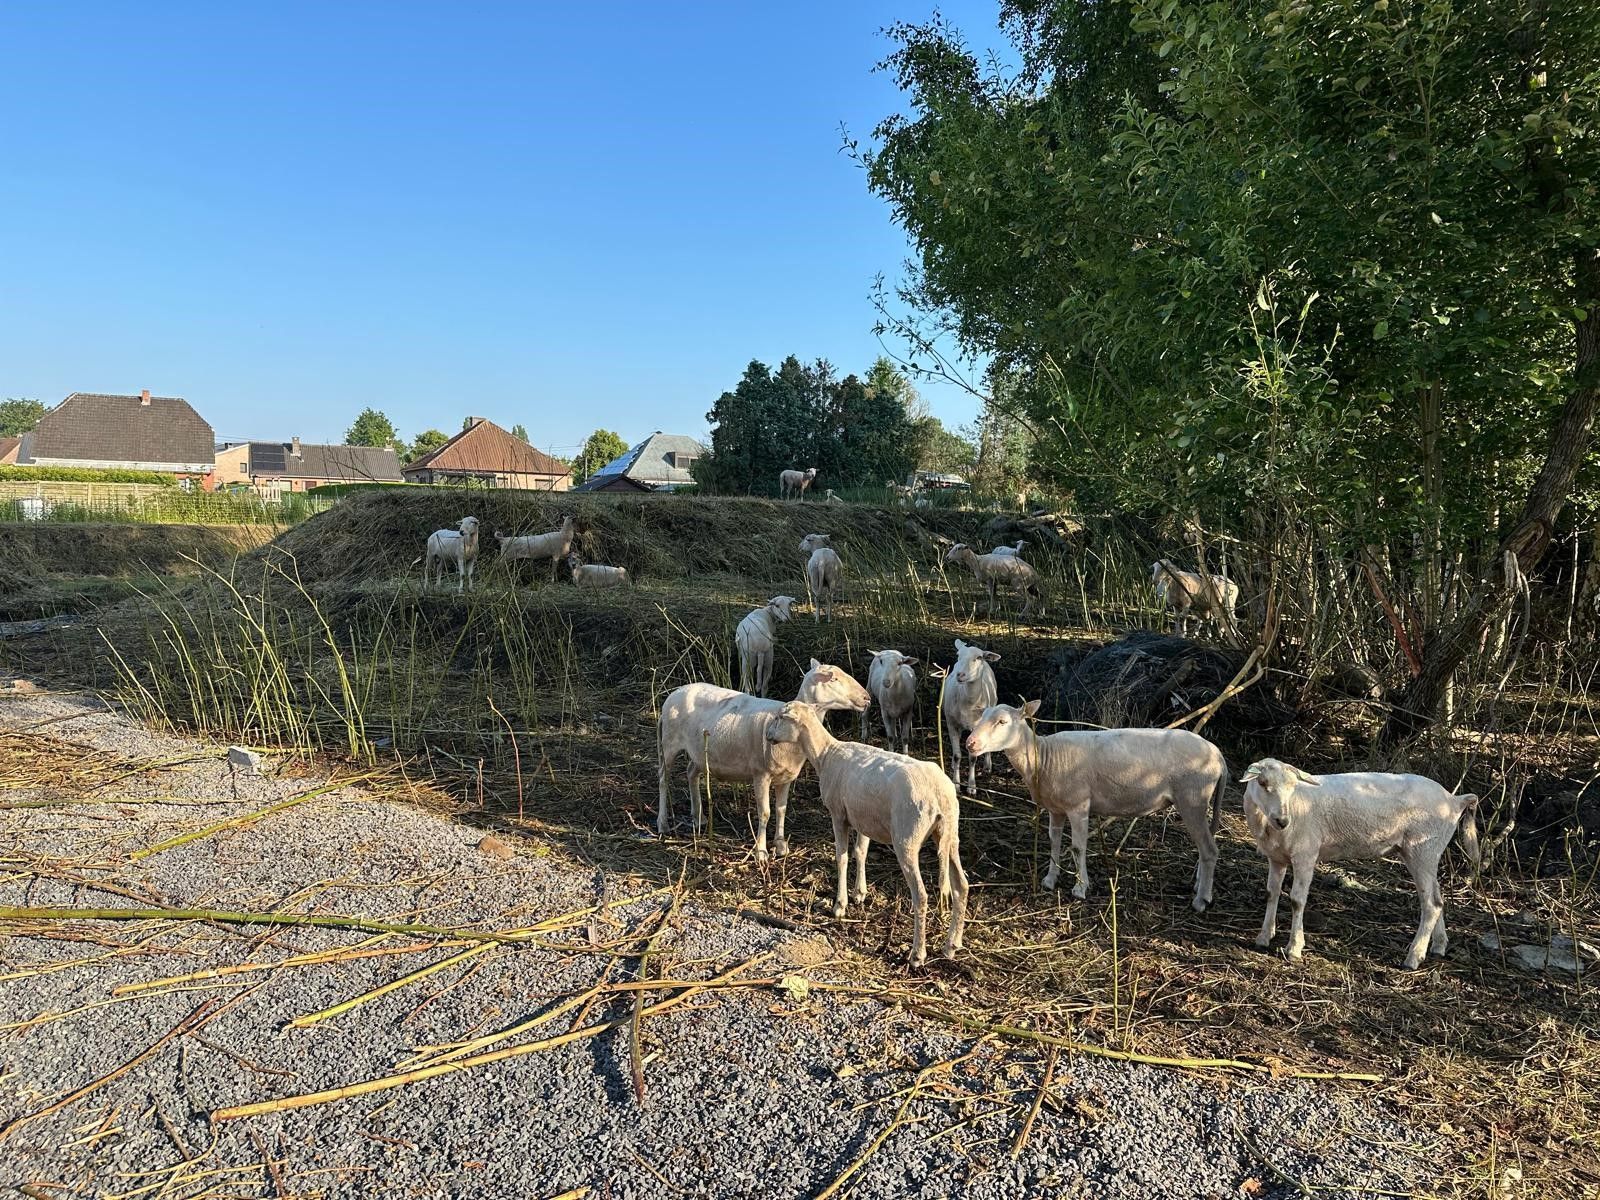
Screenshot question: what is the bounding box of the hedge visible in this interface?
[0,465,178,486]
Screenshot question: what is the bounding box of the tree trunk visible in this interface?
[1381,248,1600,745]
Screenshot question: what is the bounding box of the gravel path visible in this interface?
[0,677,1439,1198]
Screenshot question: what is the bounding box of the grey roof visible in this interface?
[244,441,403,482]
[582,432,706,490]
[22,392,214,469]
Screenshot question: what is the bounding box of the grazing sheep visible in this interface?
[990,541,1026,558]
[779,467,818,501]
[735,596,796,696]
[764,701,969,964]
[413,516,481,593]
[1150,559,1239,637]
[936,639,1000,796]
[1239,758,1480,969]
[966,700,1227,910]
[657,659,870,860]
[566,553,628,589]
[805,546,843,622]
[864,649,918,753]
[495,516,577,583]
[945,543,1046,617]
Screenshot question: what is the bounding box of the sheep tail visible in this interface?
[1210,758,1227,834]
[1456,793,1482,865]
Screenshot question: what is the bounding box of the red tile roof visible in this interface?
[404,419,569,477]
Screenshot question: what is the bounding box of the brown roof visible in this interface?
[25,393,214,469]
[0,437,19,465]
[404,418,569,477]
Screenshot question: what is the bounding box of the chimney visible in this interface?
[291,437,302,457]
[140,389,151,406]
[466,416,486,429]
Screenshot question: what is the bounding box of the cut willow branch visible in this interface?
[0,906,550,946]
[129,774,379,861]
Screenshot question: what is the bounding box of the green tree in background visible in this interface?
[0,399,46,437]
[345,408,402,451]
[405,428,450,464]
[510,423,530,442]
[864,0,1600,738]
[576,429,629,481]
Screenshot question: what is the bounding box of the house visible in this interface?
[214,438,404,496]
[402,417,571,490]
[573,431,706,493]
[0,437,20,466]
[17,391,214,480]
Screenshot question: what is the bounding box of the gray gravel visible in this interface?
[0,678,1439,1198]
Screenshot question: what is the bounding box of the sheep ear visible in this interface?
[954,639,968,652]
[984,651,1002,662]
[1022,699,1042,718]
[1239,764,1261,783]
[809,657,822,671]
[902,657,918,666]
[1292,768,1321,787]
[867,650,884,659]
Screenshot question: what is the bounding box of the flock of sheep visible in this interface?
[411,503,1480,974]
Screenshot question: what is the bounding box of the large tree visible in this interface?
[865,0,1599,739]
[405,428,450,464]
[345,408,402,451]
[576,428,629,481]
[0,398,46,437]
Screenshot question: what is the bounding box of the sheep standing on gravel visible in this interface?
[1150,560,1238,637]
[965,700,1227,910]
[566,553,628,589]
[414,516,481,593]
[495,516,577,583]
[764,701,969,964]
[657,658,870,860]
[945,543,1046,617]
[863,649,919,753]
[779,467,818,501]
[1239,758,1480,969]
[735,596,796,697]
[935,639,1000,796]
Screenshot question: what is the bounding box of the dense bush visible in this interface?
[0,465,177,486]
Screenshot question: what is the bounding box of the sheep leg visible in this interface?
[942,835,968,956]
[851,833,869,903]
[1257,859,1287,947]
[685,761,705,833]
[1041,810,1066,891]
[965,751,977,797]
[752,775,773,863]
[1428,874,1448,957]
[945,713,964,790]
[1286,852,1317,960]
[772,778,793,857]
[1068,806,1091,900]
[1402,845,1446,970]
[1173,797,1220,912]
[656,747,675,837]
[830,813,851,919]
[896,836,929,967]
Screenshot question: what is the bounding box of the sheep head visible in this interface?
[964,700,1040,756]
[1239,758,1320,830]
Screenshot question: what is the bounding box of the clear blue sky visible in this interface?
[0,1,1004,458]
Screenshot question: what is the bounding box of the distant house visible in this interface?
[17,391,214,480]
[214,438,403,496]
[402,417,571,491]
[0,437,20,466]
[573,432,706,493]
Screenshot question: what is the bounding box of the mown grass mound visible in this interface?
[0,522,273,580]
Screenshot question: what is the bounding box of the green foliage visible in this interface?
[405,429,450,464]
[0,465,177,486]
[698,357,918,494]
[345,408,402,451]
[0,398,46,437]
[910,416,974,475]
[510,423,530,442]
[576,429,629,481]
[864,0,1600,550]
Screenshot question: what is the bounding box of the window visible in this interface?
[672,452,696,469]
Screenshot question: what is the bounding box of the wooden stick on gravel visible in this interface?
[211,954,773,1123]
[1011,1045,1058,1159]
[129,775,378,861]
[284,941,498,1030]
[0,906,552,946]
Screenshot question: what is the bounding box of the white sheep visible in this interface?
[990,541,1026,558]
[945,543,1046,617]
[413,516,481,593]
[1150,559,1239,637]
[495,515,577,583]
[798,532,832,555]
[566,553,628,588]
[805,546,843,622]
[764,701,969,964]
[935,639,999,796]
[734,595,796,696]
[1239,758,1480,969]
[657,659,870,861]
[966,700,1228,911]
[864,649,919,753]
[779,467,818,501]
[824,489,845,504]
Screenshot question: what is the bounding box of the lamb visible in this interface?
[566,553,628,588]
[657,659,870,861]
[944,543,1046,617]
[965,700,1227,911]
[764,701,969,964]
[990,541,1026,558]
[1150,559,1239,637]
[805,546,843,622]
[823,489,845,504]
[413,516,481,593]
[734,596,796,696]
[935,639,999,796]
[864,649,918,753]
[1238,758,1480,969]
[779,467,818,501]
[495,515,577,583]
